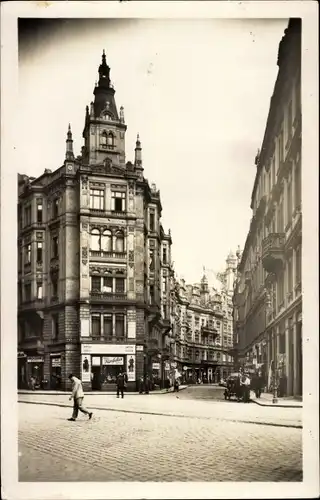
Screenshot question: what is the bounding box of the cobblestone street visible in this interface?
[19,400,302,482]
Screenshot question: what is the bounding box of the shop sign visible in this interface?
[27,356,44,363]
[102,356,124,366]
[136,345,144,352]
[82,344,136,355]
[51,358,61,367]
[164,362,170,370]
[126,355,136,382]
[152,363,160,370]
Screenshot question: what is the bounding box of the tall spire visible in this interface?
[98,49,111,88]
[134,133,142,168]
[65,123,74,160]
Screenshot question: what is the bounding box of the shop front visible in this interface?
[26,354,44,389]
[50,354,62,389]
[17,351,28,389]
[81,343,136,391]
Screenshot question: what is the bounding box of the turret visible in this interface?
[65,124,74,160]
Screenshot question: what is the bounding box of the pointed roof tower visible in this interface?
[134,133,143,170]
[93,50,119,119]
[65,123,74,160]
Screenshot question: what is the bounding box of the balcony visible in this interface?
[89,250,126,260]
[90,292,128,303]
[201,326,218,340]
[262,233,285,274]
[19,298,44,312]
[88,336,128,343]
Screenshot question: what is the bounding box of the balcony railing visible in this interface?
[19,298,44,311]
[89,250,126,259]
[262,233,285,274]
[90,292,127,301]
[89,335,127,343]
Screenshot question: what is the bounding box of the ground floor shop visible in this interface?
[173,362,233,384]
[17,351,44,389]
[81,343,138,391]
[241,300,302,397]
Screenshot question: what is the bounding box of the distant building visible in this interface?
[170,253,237,384]
[233,19,302,397]
[17,52,173,391]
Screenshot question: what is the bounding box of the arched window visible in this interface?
[115,231,124,253]
[107,132,114,147]
[101,133,107,146]
[90,229,100,251]
[101,229,112,252]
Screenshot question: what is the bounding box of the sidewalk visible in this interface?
[18,390,302,428]
[18,385,188,396]
[251,392,303,408]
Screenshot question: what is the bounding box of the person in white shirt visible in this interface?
[68,373,93,422]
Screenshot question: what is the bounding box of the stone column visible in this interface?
[285,318,290,395]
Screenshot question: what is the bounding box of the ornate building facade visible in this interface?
[233,19,302,397]
[17,52,174,391]
[169,252,237,384]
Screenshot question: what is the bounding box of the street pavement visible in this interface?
[18,385,302,428]
[19,401,302,482]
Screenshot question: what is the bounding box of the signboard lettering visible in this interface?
[102,356,124,366]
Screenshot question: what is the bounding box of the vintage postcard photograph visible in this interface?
[0,1,318,499]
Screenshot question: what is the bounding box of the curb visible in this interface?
[17,386,189,396]
[251,398,303,409]
[18,400,302,429]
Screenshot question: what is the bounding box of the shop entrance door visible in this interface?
[50,357,62,389]
[91,365,102,390]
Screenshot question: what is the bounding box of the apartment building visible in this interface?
[17,52,173,391]
[233,19,302,397]
[169,263,235,384]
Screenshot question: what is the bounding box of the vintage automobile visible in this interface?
[224,372,243,401]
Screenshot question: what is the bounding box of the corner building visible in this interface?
[233,19,302,397]
[17,52,172,391]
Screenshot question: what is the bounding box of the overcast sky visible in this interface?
[18,18,288,284]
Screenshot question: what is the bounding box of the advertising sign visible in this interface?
[81,355,91,382]
[126,355,136,382]
[51,357,61,367]
[102,356,124,366]
[27,356,44,363]
[152,363,160,370]
[81,344,136,355]
[164,362,170,370]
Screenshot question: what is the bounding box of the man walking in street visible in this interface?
[68,373,93,421]
[116,371,125,398]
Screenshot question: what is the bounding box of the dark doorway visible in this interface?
[91,365,102,390]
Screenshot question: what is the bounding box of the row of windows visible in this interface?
[91,276,125,293]
[20,236,58,268]
[20,198,60,229]
[90,189,126,211]
[90,229,124,253]
[91,313,125,338]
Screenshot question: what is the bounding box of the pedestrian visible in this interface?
[67,373,93,422]
[145,374,150,394]
[116,370,125,398]
[138,375,144,394]
[30,376,36,391]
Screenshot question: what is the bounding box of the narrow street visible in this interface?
[19,386,302,482]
